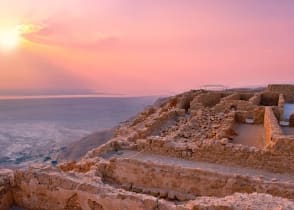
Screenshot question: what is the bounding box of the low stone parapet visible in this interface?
[135,137,294,173]
[99,155,294,200]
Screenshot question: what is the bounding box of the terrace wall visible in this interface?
[135,137,294,173]
[100,158,294,200]
[2,168,178,210]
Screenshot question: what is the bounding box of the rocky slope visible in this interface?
[1,85,294,210]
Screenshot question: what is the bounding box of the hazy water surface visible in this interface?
[0,96,156,167]
[283,103,294,120]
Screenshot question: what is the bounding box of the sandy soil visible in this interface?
[233,123,265,149]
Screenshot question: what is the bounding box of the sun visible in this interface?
[0,27,21,51]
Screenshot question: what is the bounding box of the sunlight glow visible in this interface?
[0,27,21,51]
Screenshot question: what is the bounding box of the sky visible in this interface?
[0,0,293,95]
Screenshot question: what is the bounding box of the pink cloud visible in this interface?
[1,0,294,95]
[21,20,119,50]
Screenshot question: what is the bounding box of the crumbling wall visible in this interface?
[214,99,264,124]
[240,93,254,101]
[267,84,294,102]
[100,158,294,200]
[136,137,294,173]
[215,99,257,112]
[1,167,293,210]
[234,107,264,124]
[264,107,294,154]
[249,93,261,106]
[261,92,279,106]
[0,170,14,210]
[278,94,286,121]
[12,168,177,210]
[273,135,294,155]
[264,107,283,147]
[191,92,222,108]
[176,92,197,111]
[221,93,240,101]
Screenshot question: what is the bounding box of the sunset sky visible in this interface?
[0,0,293,95]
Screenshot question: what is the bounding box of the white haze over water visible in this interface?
[0,96,157,167]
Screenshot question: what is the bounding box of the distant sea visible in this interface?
[0,95,157,167]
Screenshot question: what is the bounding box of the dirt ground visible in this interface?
[233,123,265,149]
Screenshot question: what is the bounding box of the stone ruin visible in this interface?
[1,84,294,210]
[289,114,294,127]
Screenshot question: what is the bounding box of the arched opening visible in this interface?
[230,105,237,111]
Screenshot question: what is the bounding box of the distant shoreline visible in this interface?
[0,94,159,100]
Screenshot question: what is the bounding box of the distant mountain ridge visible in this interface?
[0,89,121,96]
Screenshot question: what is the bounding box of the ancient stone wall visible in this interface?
[191,92,222,108]
[215,99,256,112]
[264,107,294,154]
[1,167,293,210]
[278,94,285,109]
[264,107,283,147]
[214,99,264,124]
[240,93,254,101]
[273,135,294,155]
[248,93,261,106]
[11,168,178,210]
[234,108,264,124]
[221,93,240,101]
[136,137,294,173]
[100,158,294,200]
[267,84,294,102]
[278,94,286,121]
[0,170,13,210]
[261,92,279,106]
